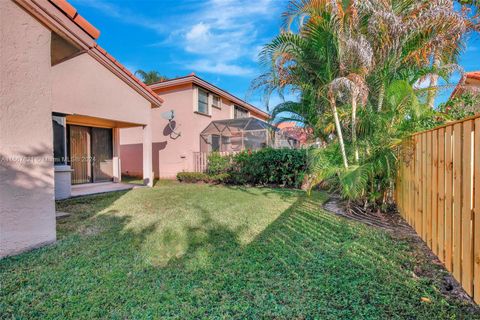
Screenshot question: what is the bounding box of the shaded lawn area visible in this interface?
[1,182,478,319]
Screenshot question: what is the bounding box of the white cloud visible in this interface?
[466,46,478,52]
[185,60,254,76]
[70,0,166,33]
[186,23,211,42]
[72,0,282,76]
[171,0,279,75]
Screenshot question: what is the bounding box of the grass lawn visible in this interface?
[1,181,478,319]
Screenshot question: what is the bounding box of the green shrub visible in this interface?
[178,149,307,188]
[176,172,230,184]
[206,152,232,175]
[229,148,307,188]
[206,173,230,184]
[176,172,208,183]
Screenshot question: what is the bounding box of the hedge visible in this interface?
[177,172,229,184]
[177,149,308,189]
[229,148,307,188]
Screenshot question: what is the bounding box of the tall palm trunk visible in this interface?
[329,94,349,169]
[377,83,385,112]
[351,96,359,163]
[427,58,440,109]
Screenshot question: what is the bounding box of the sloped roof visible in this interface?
[450,71,480,99]
[465,71,480,81]
[21,0,163,107]
[149,74,270,120]
[276,122,311,145]
[50,0,100,39]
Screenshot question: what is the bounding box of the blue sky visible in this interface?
[71,0,480,111]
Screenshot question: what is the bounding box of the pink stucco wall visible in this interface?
[0,1,156,257]
[0,0,56,257]
[120,83,267,179]
[51,53,153,126]
[121,84,195,178]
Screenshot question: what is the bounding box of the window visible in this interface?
[212,95,221,109]
[198,88,209,114]
[211,135,220,152]
[234,105,248,119]
[52,114,67,165]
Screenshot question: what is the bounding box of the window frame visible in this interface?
[52,113,67,165]
[211,94,221,109]
[197,88,210,115]
[234,105,249,119]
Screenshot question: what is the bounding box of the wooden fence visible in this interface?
[396,114,480,303]
[193,151,238,173]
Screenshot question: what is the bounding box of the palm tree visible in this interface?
[134,70,168,85]
[255,0,477,205]
[256,8,351,168]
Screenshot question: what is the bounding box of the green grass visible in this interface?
[1,181,478,319]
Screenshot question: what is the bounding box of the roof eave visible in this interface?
[16,0,163,108]
[150,75,269,118]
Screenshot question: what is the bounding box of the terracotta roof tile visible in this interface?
[93,44,164,105]
[49,0,99,39]
[48,0,163,105]
[95,45,107,56]
[450,71,480,99]
[465,71,480,81]
[150,74,270,118]
[49,0,76,19]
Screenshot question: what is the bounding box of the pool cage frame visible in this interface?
[199,117,299,153]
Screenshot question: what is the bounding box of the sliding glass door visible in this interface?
[69,125,113,184]
[91,127,113,182]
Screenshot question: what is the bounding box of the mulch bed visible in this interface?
[323,195,479,311]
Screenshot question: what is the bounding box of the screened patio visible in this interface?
[199,117,299,153]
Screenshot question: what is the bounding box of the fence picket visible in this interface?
[474,118,480,303]
[462,120,473,295]
[427,132,433,246]
[445,126,454,271]
[453,123,462,281]
[438,128,445,261]
[415,135,422,234]
[396,114,480,303]
[432,131,438,254]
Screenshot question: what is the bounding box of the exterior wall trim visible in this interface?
[150,75,269,119]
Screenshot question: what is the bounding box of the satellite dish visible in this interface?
[161,110,175,121]
[161,110,181,139]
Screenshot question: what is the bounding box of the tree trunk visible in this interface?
[352,96,359,163]
[377,83,385,112]
[427,58,440,109]
[329,94,349,169]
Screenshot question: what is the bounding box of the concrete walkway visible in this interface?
[71,182,144,198]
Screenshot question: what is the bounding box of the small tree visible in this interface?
[135,70,168,85]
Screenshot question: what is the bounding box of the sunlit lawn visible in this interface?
[1,181,477,319]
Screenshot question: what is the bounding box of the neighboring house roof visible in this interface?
[16,0,163,107]
[149,74,270,119]
[276,122,311,145]
[450,71,480,99]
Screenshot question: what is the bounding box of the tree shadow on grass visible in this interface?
[1,190,478,319]
[145,193,479,319]
[218,183,306,202]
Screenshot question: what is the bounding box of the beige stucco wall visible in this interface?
[0,0,56,257]
[52,47,155,186]
[0,1,156,257]
[52,53,152,125]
